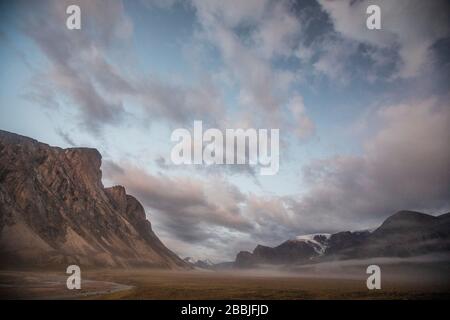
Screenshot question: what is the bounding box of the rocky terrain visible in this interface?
[0,130,188,269]
[235,210,450,267]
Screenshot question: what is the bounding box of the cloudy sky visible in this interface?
[0,0,449,261]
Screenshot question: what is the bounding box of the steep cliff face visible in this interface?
[0,130,187,269]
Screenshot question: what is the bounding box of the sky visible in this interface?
[0,0,449,262]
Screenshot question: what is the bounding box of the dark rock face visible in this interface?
[235,251,255,268]
[325,231,371,257]
[0,130,188,269]
[349,211,450,258]
[234,210,450,268]
[235,240,319,267]
[256,241,317,264]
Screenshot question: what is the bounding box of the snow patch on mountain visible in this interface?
[183,257,215,269]
[292,233,331,255]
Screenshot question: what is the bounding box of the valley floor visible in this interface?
[1,261,449,299]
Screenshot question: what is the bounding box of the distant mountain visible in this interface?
[235,235,326,268]
[0,130,188,269]
[234,211,450,268]
[338,210,450,259]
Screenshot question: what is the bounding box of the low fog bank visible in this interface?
[221,254,450,285]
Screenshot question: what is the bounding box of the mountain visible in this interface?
[183,257,215,269]
[0,130,188,269]
[235,235,325,267]
[234,211,450,268]
[338,210,450,259]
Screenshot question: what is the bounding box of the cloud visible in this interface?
[102,159,303,258]
[135,76,224,125]
[104,96,450,259]
[242,194,299,244]
[102,98,450,260]
[154,155,169,170]
[19,0,225,133]
[317,0,450,78]
[20,0,132,133]
[152,153,258,179]
[15,0,316,141]
[287,95,315,139]
[191,0,315,139]
[103,161,253,242]
[311,36,360,84]
[55,128,76,146]
[291,99,450,231]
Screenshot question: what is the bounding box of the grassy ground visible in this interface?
[1,264,449,299]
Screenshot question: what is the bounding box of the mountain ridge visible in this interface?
[0,130,188,269]
[235,210,450,268]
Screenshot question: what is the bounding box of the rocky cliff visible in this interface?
[0,130,188,269]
